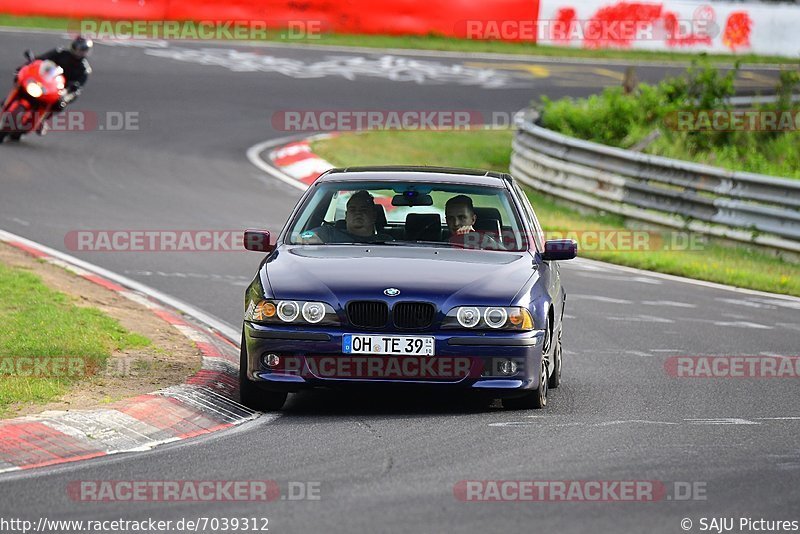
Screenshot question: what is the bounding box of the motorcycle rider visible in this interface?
[32,36,93,135]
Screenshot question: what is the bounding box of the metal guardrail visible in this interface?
[511,107,800,254]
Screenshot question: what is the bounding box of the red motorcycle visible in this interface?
[0,50,66,143]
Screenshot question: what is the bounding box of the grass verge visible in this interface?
[0,261,150,415]
[1,13,797,65]
[311,129,800,297]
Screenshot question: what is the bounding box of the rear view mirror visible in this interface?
[392,192,433,206]
[542,239,577,261]
[24,49,34,63]
[243,229,275,253]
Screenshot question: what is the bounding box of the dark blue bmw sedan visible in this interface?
[240,166,576,411]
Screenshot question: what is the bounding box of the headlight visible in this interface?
[25,82,43,98]
[246,299,339,325]
[484,307,508,329]
[302,302,325,323]
[277,301,300,322]
[443,306,533,331]
[456,307,481,328]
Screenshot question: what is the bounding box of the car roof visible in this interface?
[316,166,512,187]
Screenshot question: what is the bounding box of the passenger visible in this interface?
[445,194,505,250]
[300,190,393,244]
[444,195,477,236]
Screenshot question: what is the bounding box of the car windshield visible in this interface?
[285,181,528,251]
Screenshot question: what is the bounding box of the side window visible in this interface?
[512,182,545,252]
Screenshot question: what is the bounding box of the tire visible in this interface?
[548,325,562,389]
[238,333,287,411]
[4,107,28,141]
[505,316,550,410]
[504,357,548,410]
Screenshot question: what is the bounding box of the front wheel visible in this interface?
[548,325,562,389]
[238,333,287,411]
[504,357,548,410]
[1,106,30,141]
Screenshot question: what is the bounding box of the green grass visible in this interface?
[0,262,150,416]
[1,13,797,65]
[311,129,800,296]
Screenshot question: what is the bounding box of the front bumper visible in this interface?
[243,322,545,396]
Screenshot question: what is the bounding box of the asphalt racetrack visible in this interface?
[1,30,798,533]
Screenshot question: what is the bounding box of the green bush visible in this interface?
[539,62,800,179]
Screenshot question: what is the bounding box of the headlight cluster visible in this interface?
[25,82,44,98]
[443,306,533,331]
[246,299,339,325]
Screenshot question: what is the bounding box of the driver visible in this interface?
[300,190,393,244]
[33,36,93,135]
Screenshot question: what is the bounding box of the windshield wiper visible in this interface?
[388,240,461,248]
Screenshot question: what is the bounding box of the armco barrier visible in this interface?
[510,108,800,254]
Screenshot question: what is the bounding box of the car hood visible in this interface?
[263,245,537,308]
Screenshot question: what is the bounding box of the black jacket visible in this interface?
[35,48,91,89]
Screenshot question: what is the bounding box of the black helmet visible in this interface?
[71,36,93,58]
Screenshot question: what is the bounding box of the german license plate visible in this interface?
[342,334,435,356]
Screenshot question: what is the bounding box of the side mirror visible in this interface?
[24,49,34,62]
[542,239,577,261]
[243,229,275,253]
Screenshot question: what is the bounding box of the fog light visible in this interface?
[498,359,518,376]
[262,353,281,367]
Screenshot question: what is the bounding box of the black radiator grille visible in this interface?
[393,302,436,329]
[346,301,389,328]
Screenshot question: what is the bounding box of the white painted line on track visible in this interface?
[490,417,800,428]
[568,294,632,304]
[641,301,696,308]
[686,418,760,425]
